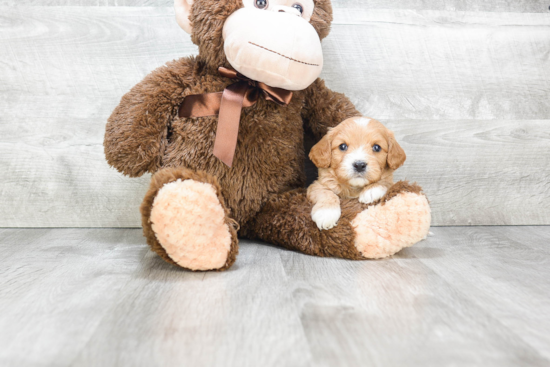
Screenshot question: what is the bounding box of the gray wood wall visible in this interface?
[0,1,549,227]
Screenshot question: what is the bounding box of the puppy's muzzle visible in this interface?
[353,161,367,173]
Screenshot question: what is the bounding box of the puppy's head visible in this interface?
[309,117,406,187]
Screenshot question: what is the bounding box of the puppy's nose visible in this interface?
[353,161,367,173]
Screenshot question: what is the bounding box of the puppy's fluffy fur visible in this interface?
[307,117,406,230]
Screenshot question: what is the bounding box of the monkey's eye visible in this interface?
[339,143,348,152]
[255,0,269,9]
[292,3,304,14]
[372,144,381,153]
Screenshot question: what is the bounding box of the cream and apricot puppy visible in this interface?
[307,117,406,230]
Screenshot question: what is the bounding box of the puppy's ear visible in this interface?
[174,0,194,34]
[387,131,406,170]
[309,133,332,168]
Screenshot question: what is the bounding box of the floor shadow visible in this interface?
[395,247,445,260]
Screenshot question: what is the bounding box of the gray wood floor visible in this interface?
[0,227,549,367]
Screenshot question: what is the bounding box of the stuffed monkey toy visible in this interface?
[104,0,431,271]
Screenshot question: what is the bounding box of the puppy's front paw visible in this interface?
[312,205,341,230]
[359,186,388,204]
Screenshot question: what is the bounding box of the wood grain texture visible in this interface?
[71,242,312,367]
[0,7,195,227]
[332,0,550,12]
[0,229,149,366]
[283,228,550,366]
[329,9,550,120]
[389,119,550,226]
[0,7,549,226]
[405,226,550,362]
[0,227,549,366]
[2,0,550,12]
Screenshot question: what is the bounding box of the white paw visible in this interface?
[359,186,387,204]
[312,206,341,230]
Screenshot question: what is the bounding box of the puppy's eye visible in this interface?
[373,144,381,152]
[292,3,304,14]
[339,143,348,151]
[255,0,268,9]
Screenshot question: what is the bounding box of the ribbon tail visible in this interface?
[213,82,249,167]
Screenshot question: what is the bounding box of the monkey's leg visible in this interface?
[241,182,431,260]
[141,167,239,271]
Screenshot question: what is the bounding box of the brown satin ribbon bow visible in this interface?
[178,67,293,167]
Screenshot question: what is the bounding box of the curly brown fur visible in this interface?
[105,57,200,177]
[382,180,423,203]
[107,55,359,226]
[141,167,239,271]
[241,180,425,259]
[107,50,360,271]
[106,0,429,270]
[241,189,365,259]
[308,0,334,40]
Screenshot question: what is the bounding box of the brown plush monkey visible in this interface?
[104,0,431,271]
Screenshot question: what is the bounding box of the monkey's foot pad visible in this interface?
[150,179,232,271]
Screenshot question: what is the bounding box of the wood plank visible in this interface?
[0,7,195,227]
[0,228,148,366]
[0,0,175,5]
[388,119,550,226]
[279,225,550,365]
[2,0,549,12]
[281,248,550,366]
[328,9,550,120]
[2,228,550,366]
[400,226,550,361]
[485,226,550,254]
[66,242,312,366]
[1,7,549,227]
[332,0,550,12]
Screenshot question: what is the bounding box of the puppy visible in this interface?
[307,117,406,230]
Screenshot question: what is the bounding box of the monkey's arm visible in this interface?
[104,57,196,177]
[301,78,360,139]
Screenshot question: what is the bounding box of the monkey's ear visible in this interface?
[309,133,332,169]
[387,131,406,170]
[174,0,194,34]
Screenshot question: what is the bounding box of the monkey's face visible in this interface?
[222,1,323,90]
[175,0,331,91]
